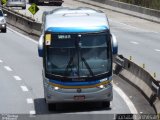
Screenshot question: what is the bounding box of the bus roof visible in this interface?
[44,7,110,33]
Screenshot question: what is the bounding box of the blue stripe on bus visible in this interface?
[49,79,101,86]
[46,26,108,33]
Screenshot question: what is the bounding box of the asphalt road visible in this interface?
[0,0,158,119]
[0,27,155,119]
[9,0,160,80]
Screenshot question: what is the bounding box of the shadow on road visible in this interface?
[34,98,111,115]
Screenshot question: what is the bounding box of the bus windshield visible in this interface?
[45,32,111,78]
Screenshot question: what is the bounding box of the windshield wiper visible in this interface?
[81,57,94,76]
[64,56,74,76]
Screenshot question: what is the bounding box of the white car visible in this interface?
[0,9,7,33]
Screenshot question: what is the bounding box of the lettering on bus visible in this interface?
[58,35,71,39]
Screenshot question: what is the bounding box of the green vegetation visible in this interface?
[116,0,160,10]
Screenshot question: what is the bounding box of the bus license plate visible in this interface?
[74,96,85,101]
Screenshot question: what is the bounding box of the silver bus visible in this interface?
[38,7,118,111]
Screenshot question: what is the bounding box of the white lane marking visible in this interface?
[4,66,13,71]
[13,76,22,81]
[113,84,138,114]
[27,98,34,104]
[110,19,159,34]
[29,111,36,115]
[7,27,38,44]
[0,60,3,63]
[154,49,160,52]
[130,41,139,45]
[20,86,29,92]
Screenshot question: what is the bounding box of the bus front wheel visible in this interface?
[48,103,56,111]
[102,101,110,108]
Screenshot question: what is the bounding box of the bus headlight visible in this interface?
[54,86,59,90]
[99,85,105,89]
[48,83,60,91]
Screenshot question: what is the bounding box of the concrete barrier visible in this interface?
[114,55,160,114]
[2,7,41,36]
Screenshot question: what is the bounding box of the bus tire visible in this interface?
[2,28,6,33]
[102,101,110,108]
[48,103,56,111]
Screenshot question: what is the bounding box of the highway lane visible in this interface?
[10,0,160,79]
[111,25,160,79]
[0,63,31,114]
[111,20,160,76]
[0,27,155,118]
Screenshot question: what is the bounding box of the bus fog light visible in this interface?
[99,85,105,89]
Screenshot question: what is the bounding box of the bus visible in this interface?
[38,7,118,111]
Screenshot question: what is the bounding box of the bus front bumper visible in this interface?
[44,81,113,103]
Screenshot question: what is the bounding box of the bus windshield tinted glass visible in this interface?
[46,33,111,77]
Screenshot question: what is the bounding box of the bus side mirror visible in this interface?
[111,34,118,55]
[38,35,44,57]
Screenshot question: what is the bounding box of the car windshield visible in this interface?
[0,10,3,16]
[45,33,111,78]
